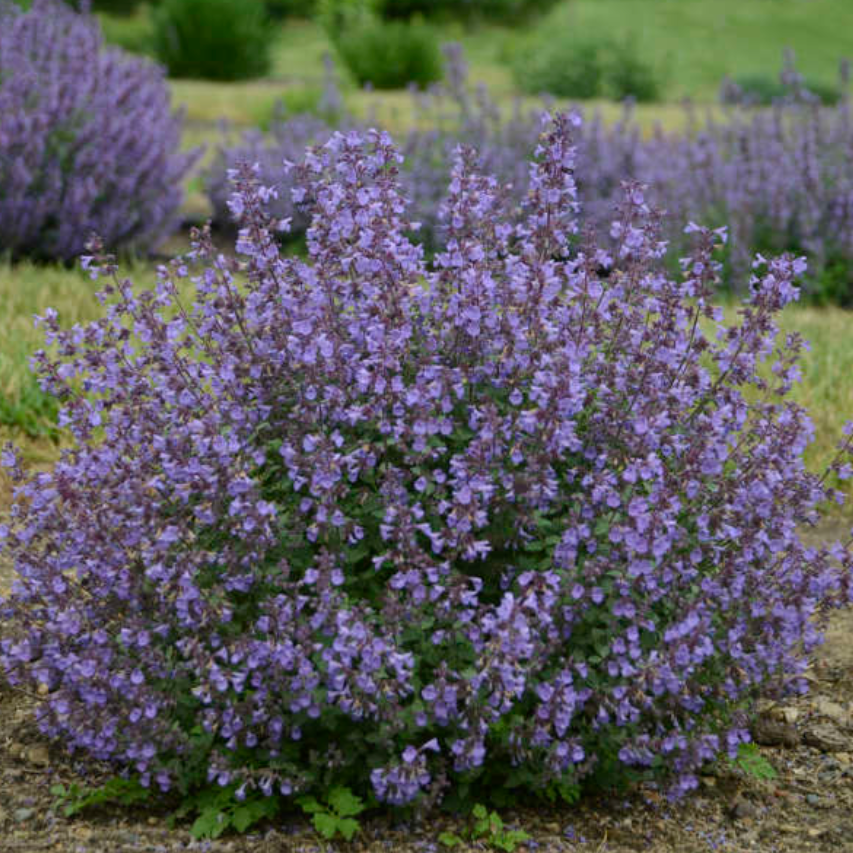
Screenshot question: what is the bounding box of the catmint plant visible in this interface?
[2,114,853,816]
[0,0,198,261]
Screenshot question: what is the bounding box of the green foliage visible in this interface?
[296,786,366,841]
[265,0,316,18]
[723,72,841,105]
[606,37,662,102]
[332,17,443,89]
[513,35,605,99]
[152,0,273,80]
[439,804,530,852]
[317,0,376,32]
[170,783,280,839]
[809,254,853,307]
[50,778,152,818]
[733,743,777,781]
[375,0,560,25]
[513,31,661,101]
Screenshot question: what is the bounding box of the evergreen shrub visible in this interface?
[152,0,273,81]
[333,17,442,89]
[0,0,197,261]
[376,0,560,24]
[3,116,853,821]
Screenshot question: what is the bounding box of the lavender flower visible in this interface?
[0,0,198,260]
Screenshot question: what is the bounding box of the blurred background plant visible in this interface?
[0,0,198,261]
[152,0,274,80]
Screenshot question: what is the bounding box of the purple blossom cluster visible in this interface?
[0,0,198,261]
[578,60,853,289]
[206,45,541,250]
[207,48,853,298]
[3,115,853,809]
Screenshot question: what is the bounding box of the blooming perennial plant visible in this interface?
[0,0,197,261]
[2,115,853,812]
[208,50,853,300]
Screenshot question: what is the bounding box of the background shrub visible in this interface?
[720,72,841,105]
[376,0,560,25]
[605,37,662,102]
[332,17,442,89]
[513,32,660,101]
[152,0,273,81]
[0,0,197,261]
[513,35,607,98]
[3,116,853,822]
[265,0,315,18]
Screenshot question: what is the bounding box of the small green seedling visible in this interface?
[169,783,280,839]
[439,803,531,852]
[297,785,366,841]
[50,777,151,818]
[733,742,777,780]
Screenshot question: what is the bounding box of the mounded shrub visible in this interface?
[333,17,443,89]
[0,0,197,261]
[513,32,661,101]
[376,0,560,24]
[3,115,853,828]
[152,0,273,81]
[265,0,316,18]
[605,37,662,102]
[513,35,607,99]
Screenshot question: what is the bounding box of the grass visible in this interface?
[511,0,853,102]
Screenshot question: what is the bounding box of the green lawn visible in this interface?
[527,0,853,102]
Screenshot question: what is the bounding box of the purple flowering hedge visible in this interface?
[0,0,197,261]
[3,116,853,827]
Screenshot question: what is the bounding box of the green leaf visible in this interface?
[328,786,365,818]
[231,806,255,833]
[439,831,462,847]
[296,795,324,815]
[313,811,340,840]
[337,816,360,840]
[472,803,488,819]
[735,743,777,780]
[230,799,274,833]
[190,809,228,840]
